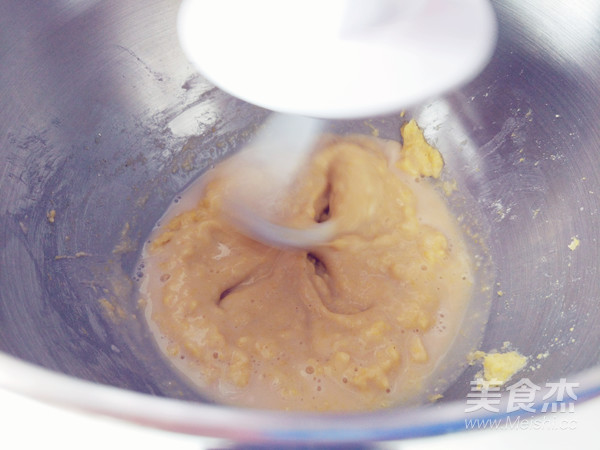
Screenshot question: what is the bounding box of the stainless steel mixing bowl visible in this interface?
[1,0,600,444]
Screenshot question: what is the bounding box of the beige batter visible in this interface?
[140,120,475,411]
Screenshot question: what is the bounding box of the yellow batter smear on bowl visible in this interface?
[140,120,475,411]
[469,348,528,387]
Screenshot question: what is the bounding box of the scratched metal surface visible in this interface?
[0,0,599,444]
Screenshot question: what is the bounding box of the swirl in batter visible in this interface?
[140,120,474,411]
